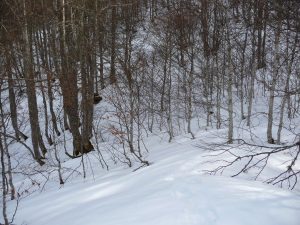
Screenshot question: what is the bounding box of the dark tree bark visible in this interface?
[110,0,117,84]
[22,0,46,165]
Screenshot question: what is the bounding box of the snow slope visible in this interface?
[11,132,300,225]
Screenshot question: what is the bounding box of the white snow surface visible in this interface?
[11,132,300,225]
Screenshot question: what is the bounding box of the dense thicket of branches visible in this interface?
[0,1,300,222]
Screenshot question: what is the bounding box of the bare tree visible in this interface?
[204,139,300,189]
[22,0,46,165]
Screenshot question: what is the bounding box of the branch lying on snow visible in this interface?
[202,139,300,189]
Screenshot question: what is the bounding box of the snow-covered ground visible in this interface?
[3,82,299,225]
[3,74,300,225]
[10,130,300,225]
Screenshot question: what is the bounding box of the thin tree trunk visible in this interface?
[167,48,173,142]
[6,50,27,141]
[277,31,297,143]
[267,19,281,144]
[247,31,256,127]
[240,29,248,120]
[110,0,117,84]
[0,134,9,225]
[215,55,221,129]
[227,48,234,144]
[40,24,61,137]
[0,91,16,200]
[187,46,195,139]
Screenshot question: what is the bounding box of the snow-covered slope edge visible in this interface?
[13,133,300,225]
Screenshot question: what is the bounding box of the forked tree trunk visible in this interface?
[80,14,95,152]
[57,0,83,156]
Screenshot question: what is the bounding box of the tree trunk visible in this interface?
[110,0,117,84]
[0,134,9,225]
[227,48,234,144]
[6,50,25,141]
[23,0,46,164]
[267,19,281,144]
[247,30,256,127]
[0,90,16,200]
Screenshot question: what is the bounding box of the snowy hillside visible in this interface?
[12,131,300,225]
[1,1,300,225]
